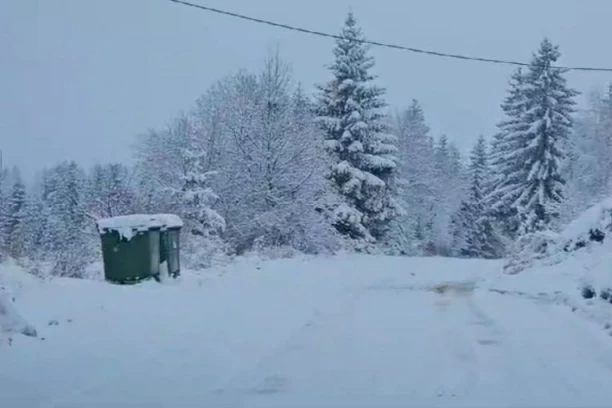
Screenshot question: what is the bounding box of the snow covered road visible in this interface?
[3,255,612,407]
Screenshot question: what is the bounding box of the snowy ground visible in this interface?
[3,255,612,408]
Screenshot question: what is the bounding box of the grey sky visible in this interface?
[2,0,612,179]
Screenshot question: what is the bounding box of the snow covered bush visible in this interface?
[503,230,562,275]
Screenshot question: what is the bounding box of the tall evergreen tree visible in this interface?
[45,161,92,277]
[517,39,578,233]
[394,99,437,251]
[2,169,27,257]
[317,12,400,243]
[451,136,501,258]
[172,117,225,240]
[489,39,578,236]
[0,169,7,255]
[488,68,527,239]
[430,135,467,253]
[597,84,612,193]
[88,163,134,218]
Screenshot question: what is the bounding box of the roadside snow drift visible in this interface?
[0,294,36,338]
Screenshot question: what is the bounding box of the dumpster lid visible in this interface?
[152,214,184,229]
[97,214,163,240]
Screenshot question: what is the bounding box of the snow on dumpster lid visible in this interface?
[96,214,183,237]
[96,214,164,233]
[152,214,184,229]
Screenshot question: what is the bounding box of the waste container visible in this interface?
[156,214,183,278]
[96,214,164,284]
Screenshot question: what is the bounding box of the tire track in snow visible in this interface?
[205,276,397,407]
[488,287,612,372]
[479,292,607,403]
[462,292,539,402]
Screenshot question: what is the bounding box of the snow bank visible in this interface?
[0,294,37,338]
[504,196,612,275]
[560,197,612,249]
[498,196,612,331]
[96,213,183,241]
[0,261,37,339]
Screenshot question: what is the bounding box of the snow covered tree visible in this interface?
[165,116,227,267]
[134,52,336,257]
[171,116,225,239]
[451,136,502,258]
[430,135,467,254]
[489,39,578,237]
[43,162,94,277]
[2,169,27,258]
[487,68,527,239]
[393,99,437,253]
[215,53,335,254]
[317,12,400,244]
[22,182,47,261]
[88,163,135,218]
[564,84,612,219]
[134,115,201,215]
[516,39,578,233]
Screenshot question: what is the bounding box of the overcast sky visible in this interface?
[2,0,612,179]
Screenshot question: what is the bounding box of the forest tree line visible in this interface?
[1,13,611,277]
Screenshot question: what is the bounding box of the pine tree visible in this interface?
[0,170,6,255]
[88,163,134,218]
[488,68,527,239]
[45,162,92,277]
[394,99,437,252]
[489,39,578,236]
[452,136,502,258]
[173,118,225,239]
[517,39,578,233]
[430,135,467,254]
[598,84,612,193]
[22,188,47,260]
[3,170,27,258]
[317,12,400,243]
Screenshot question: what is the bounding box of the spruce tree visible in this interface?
[517,39,578,233]
[317,12,399,243]
[599,84,612,193]
[46,161,91,277]
[452,136,501,258]
[431,135,467,253]
[488,68,527,239]
[395,99,436,250]
[173,122,225,239]
[3,172,27,258]
[489,39,578,236]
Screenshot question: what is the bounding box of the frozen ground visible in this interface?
[2,254,612,408]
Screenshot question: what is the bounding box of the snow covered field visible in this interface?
[3,254,612,408]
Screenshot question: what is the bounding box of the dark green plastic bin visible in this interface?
[97,215,163,284]
[97,214,183,284]
[160,227,181,278]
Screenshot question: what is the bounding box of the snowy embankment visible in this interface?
[496,197,612,334]
[3,252,612,407]
[0,260,38,341]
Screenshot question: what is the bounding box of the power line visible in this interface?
[167,0,612,73]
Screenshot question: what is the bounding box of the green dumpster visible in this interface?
[155,214,183,278]
[96,215,164,284]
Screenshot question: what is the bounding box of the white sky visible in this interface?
[2,0,612,179]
